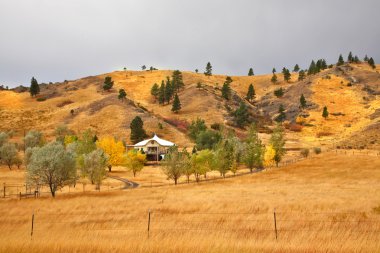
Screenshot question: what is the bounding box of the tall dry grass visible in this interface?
[0,152,379,253]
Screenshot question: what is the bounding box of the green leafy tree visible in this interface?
[248,68,254,76]
[151,83,159,99]
[275,104,286,122]
[30,77,40,97]
[118,89,127,100]
[171,94,182,113]
[195,69,198,73]
[0,132,9,147]
[298,70,306,81]
[213,139,235,178]
[82,149,108,188]
[55,124,73,144]
[24,130,44,149]
[130,116,147,144]
[188,118,207,140]
[204,62,212,76]
[293,64,300,72]
[337,54,345,66]
[26,142,76,197]
[270,124,286,167]
[195,130,222,150]
[0,143,18,170]
[161,146,185,185]
[103,76,114,91]
[300,94,307,109]
[234,102,250,127]
[246,84,255,102]
[322,106,329,119]
[271,73,278,84]
[244,124,265,172]
[191,149,213,182]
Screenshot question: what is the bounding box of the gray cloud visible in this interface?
[0,0,379,87]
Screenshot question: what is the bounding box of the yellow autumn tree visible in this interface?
[124,149,146,177]
[264,145,276,167]
[96,137,125,172]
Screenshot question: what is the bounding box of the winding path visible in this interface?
[107,176,139,189]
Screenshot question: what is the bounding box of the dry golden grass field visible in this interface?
[0,152,380,253]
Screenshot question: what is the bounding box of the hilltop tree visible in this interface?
[130,116,148,144]
[298,70,306,81]
[364,55,369,62]
[26,142,76,197]
[96,137,125,172]
[368,57,376,69]
[322,106,329,119]
[118,89,127,100]
[141,65,146,71]
[337,54,345,66]
[158,81,166,105]
[204,62,212,76]
[172,70,184,92]
[221,76,232,100]
[103,76,114,91]
[275,104,286,122]
[165,77,173,104]
[348,52,353,63]
[248,68,254,76]
[270,124,286,167]
[171,94,182,113]
[283,68,291,82]
[244,124,265,172]
[124,149,146,177]
[300,94,307,109]
[234,102,250,127]
[271,73,278,84]
[30,77,40,97]
[246,84,255,102]
[272,68,276,73]
[195,69,198,73]
[293,64,300,72]
[308,60,317,75]
[150,83,159,99]
[0,143,18,170]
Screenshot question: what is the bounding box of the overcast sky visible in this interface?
[0,0,379,87]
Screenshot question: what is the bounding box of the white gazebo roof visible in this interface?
[134,134,175,147]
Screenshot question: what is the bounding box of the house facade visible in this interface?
[132,134,175,161]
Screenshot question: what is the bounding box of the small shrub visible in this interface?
[210,123,221,131]
[300,148,310,158]
[274,88,284,98]
[347,82,352,87]
[36,97,46,102]
[158,122,163,129]
[313,147,322,154]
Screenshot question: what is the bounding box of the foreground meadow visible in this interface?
[0,152,379,253]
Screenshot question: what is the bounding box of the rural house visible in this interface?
[131,134,175,161]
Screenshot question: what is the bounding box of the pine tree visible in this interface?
[248,68,254,76]
[165,77,173,104]
[118,89,127,100]
[141,65,146,71]
[283,68,291,82]
[308,60,317,75]
[158,81,166,105]
[337,54,345,66]
[300,94,307,109]
[103,76,114,91]
[130,116,147,144]
[298,70,306,81]
[195,69,199,73]
[272,68,276,74]
[368,57,376,69]
[234,102,250,127]
[30,77,40,97]
[221,76,232,100]
[172,70,184,92]
[364,55,369,62]
[171,94,181,113]
[271,73,278,84]
[204,62,212,76]
[246,84,255,102]
[293,64,300,72]
[274,88,284,98]
[275,104,286,122]
[353,56,360,63]
[322,106,329,119]
[348,52,353,63]
[150,83,159,99]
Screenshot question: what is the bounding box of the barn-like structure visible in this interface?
[132,134,175,161]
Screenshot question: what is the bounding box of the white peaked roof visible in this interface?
[134,134,175,147]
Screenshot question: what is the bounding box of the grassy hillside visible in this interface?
[0,62,379,150]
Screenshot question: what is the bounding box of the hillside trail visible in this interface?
[107,176,139,189]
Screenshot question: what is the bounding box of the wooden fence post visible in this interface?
[147,209,151,238]
[273,208,278,241]
[3,183,5,198]
[31,212,34,239]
